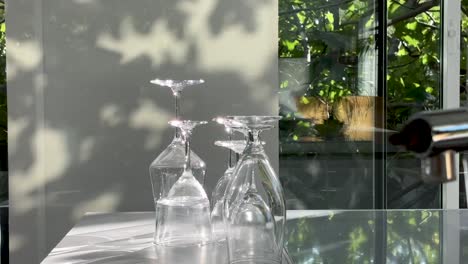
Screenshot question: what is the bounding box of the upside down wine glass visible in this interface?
[154,120,212,246]
[149,79,206,203]
[211,117,249,205]
[211,140,247,242]
[223,116,285,264]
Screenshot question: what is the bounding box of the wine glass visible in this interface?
[211,140,247,242]
[213,116,249,137]
[149,79,206,204]
[223,116,285,264]
[150,79,205,119]
[154,120,212,246]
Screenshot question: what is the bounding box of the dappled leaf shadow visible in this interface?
[8,0,278,262]
[209,0,271,34]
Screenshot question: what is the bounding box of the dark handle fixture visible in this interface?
[390,108,468,184]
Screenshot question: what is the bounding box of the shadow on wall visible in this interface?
[7,0,278,262]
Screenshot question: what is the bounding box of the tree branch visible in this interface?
[279,0,354,16]
[388,58,419,70]
[415,19,439,30]
[462,6,468,18]
[424,11,437,25]
[391,0,418,10]
[388,0,439,27]
[286,4,310,57]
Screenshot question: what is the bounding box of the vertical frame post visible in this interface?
[375,0,387,209]
[442,0,461,209]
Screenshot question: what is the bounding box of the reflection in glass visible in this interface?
[286,210,441,263]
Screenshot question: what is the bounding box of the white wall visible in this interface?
[7,0,278,262]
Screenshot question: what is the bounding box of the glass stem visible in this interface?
[248,169,257,191]
[174,92,181,139]
[175,93,180,119]
[183,132,192,175]
[228,134,233,169]
[174,128,180,140]
[248,130,262,150]
[247,129,262,191]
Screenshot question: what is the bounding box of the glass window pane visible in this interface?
[279,0,444,209]
[461,0,468,209]
[386,0,442,209]
[279,0,378,209]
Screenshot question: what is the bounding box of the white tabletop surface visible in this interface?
[43,210,467,263]
[41,211,317,264]
[41,212,159,264]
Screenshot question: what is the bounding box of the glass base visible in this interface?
[154,237,213,248]
[153,239,227,264]
[231,258,281,264]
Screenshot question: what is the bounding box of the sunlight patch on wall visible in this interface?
[8,117,29,155]
[72,0,96,5]
[129,99,171,149]
[180,0,276,80]
[9,234,25,252]
[182,0,278,109]
[100,104,124,127]
[72,191,121,220]
[97,17,189,66]
[7,39,42,79]
[178,0,277,110]
[94,0,277,95]
[10,127,70,213]
[79,137,95,163]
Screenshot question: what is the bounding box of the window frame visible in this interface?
[442,0,461,209]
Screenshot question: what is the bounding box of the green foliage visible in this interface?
[279,0,443,141]
[387,1,441,129]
